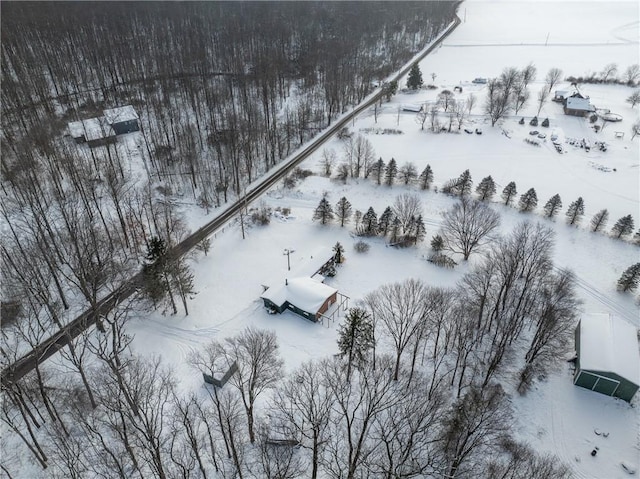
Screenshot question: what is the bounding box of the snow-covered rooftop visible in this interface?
[261,277,337,314]
[103,105,139,124]
[579,313,640,384]
[68,117,115,141]
[293,246,333,277]
[565,96,594,112]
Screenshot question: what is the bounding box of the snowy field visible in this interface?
[115,1,640,478]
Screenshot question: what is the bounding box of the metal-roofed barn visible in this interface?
[574,313,640,402]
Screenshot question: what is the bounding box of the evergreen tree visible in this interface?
[382,80,398,102]
[370,157,385,185]
[335,197,353,227]
[611,214,635,238]
[590,209,609,232]
[390,217,402,244]
[313,197,334,225]
[361,207,378,235]
[407,63,423,90]
[456,169,473,196]
[337,307,375,381]
[543,193,563,218]
[385,158,398,186]
[418,164,434,190]
[617,263,640,292]
[476,175,496,201]
[518,188,538,212]
[142,236,194,315]
[502,181,518,206]
[378,206,394,236]
[333,241,345,264]
[414,215,426,244]
[565,197,585,225]
[431,234,444,252]
[398,162,418,185]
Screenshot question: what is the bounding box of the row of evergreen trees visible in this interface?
[439,169,638,240]
[313,194,426,246]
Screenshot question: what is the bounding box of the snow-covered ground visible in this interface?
[124,2,640,478]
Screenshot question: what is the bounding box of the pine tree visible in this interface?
[611,214,635,239]
[143,237,170,309]
[431,234,444,252]
[565,197,585,225]
[518,188,538,212]
[313,197,334,225]
[617,263,640,292]
[370,157,385,185]
[418,164,434,190]
[385,158,398,186]
[590,209,609,232]
[335,197,353,227]
[543,194,562,218]
[361,207,378,235]
[337,307,375,381]
[456,169,473,196]
[414,215,426,244]
[333,242,345,264]
[476,176,496,201]
[407,63,423,90]
[378,206,394,236]
[398,162,418,185]
[502,181,518,206]
[390,217,402,244]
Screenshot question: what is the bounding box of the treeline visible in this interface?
[2,222,577,478]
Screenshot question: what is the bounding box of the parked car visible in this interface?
[537,133,546,139]
[550,134,558,142]
[475,128,482,135]
[529,130,539,136]
[464,128,474,134]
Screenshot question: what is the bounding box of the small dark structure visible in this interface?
[574,313,639,402]
[203,358,238,388]
[103,105,140,134]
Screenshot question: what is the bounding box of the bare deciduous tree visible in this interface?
[440,196,500,260]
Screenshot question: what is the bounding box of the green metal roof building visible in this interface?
[574,313,639,403]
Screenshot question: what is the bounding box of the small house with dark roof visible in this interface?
[574,313,639,402]
[103,105,140,134]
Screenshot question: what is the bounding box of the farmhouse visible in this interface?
[261,247,348,322]
[563,96,595,117]
[262,277,338,321]
[103,105,140,134]
[574,313,640,402]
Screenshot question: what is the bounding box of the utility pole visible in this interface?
[283,248,295,271]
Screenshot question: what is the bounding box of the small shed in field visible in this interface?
[574,313,640,402]
[103,105,140,134]
[564,96,595,117]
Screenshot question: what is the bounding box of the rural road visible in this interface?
[1,16,462,387]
